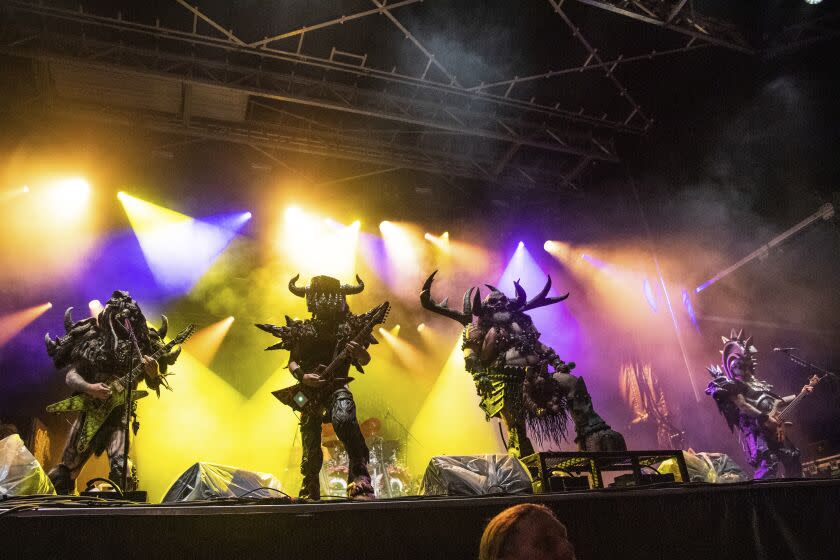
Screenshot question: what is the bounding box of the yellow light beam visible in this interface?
[407,339,505,475]
[0,302,52,347]
[181,316,235,365]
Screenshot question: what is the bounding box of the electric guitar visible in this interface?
[763,374,821,443]
[46,324,195,453]
[272,302,390,415]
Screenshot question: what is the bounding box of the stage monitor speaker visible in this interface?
[162,462,286,503]
[421,454,532,496]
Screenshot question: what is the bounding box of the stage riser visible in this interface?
[1,480,838,559]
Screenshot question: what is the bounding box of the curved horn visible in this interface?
[472,287,483,316]
[521,276,570,312]
[529,277,552,306]
[513,280,527,309]
[420,270,471,325]
[484,284,501,293]
[462,287,475,316]
[341,275,365,295]
[288,274,307,298]
[158,315,169,339]
[64,308,74,333]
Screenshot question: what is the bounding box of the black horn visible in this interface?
[513,280,527,309]
[64,308,74,333]
[288,274,307,298]
[521,276,569,312]
[341,275,365,295]
[462,287,475,316]
[158,315,169,339]
[420,270,471,325]
[472,288,483,316]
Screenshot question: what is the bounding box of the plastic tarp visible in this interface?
[0,434,56,496]
[162,462,284,502]
[659,450,748,483]
[421,454,532,496]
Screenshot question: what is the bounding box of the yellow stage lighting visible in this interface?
[88,299,103,317]
[417,323,426,333]
[280,206,359,278]
[407,340,505,475]
[44,178,90,219]
[182,316,235,365]
[424,231,451,253]
[0,302,53,347]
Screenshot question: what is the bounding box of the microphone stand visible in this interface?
[122,319,144,494]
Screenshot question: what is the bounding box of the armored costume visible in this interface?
[705,330,802,479]
[421,272,626,457]
[44,291,181,494]
[257,275,378,500]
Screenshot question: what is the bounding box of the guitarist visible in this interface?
[257,275,379,500]
[44,291,181,494]
[706,330,814,479]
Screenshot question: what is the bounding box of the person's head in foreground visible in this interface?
[479,503,576,560]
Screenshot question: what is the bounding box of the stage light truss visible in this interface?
[0,0,749,189]
[562,0,753,54]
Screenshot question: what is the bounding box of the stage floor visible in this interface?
[2,479,839,559]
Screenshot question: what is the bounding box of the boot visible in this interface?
[299,473,321,501]
[569,377,626,451]
[506,421,535,458]
[347,474,375,500]
[48,464,75,495]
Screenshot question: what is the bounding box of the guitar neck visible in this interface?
[321,308,387,380]
[115,341,171,387]
[777,379,820,422]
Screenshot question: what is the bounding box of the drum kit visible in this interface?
[321,417,414,498]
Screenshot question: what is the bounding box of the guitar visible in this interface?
[46,324,195,453]
[272,302,390,414]
[763,374,821,443]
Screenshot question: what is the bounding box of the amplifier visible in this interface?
[802,454,840,479]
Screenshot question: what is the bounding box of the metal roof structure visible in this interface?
[0,1,831,191]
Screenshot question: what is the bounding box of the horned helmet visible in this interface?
[420,270,569,325]
[720,329,758,381]
[288,274,365,321]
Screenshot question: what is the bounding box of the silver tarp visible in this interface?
[162,462,284,502]
[421,454,532,496]
[0,434,55,496]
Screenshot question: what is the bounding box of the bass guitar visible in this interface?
[763,374,821,444]
[46,324,195,453]
[272,302,390,414]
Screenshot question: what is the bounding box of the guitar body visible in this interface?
[762,374,821,444]
[271,302,390,415]
[272,368,354,415]
[763,400,793,444]
[47,384,148,453]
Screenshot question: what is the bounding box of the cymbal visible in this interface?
[360,417,382,438]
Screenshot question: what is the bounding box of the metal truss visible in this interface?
[562,0,752,53]
[0,0,749,189]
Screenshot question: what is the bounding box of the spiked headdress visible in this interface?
[720,328,758,380]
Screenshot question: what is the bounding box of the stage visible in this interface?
[2,479,838,559]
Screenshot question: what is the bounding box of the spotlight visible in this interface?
[88,299,103,316]
[517,241,524,249]
[22,185,29,193]
[46,302,53,309]
[244,212,253,220]
[804,0,822,4]
[351,220,361,229]
[379,220,392,233]
[417,323,426,333]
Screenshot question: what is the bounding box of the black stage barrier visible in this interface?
[1,479,838,559]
